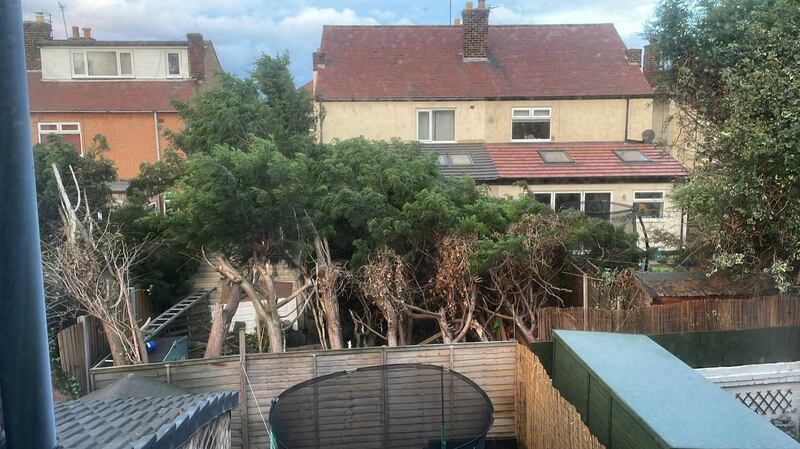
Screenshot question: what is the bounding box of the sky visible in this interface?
[21,0,658,85]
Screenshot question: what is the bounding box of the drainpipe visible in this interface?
[153,111,161,161]
[624,98,630,142]
[0,1,59,448]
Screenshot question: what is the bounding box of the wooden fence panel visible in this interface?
[515,345,604,449]
[56,315,108,395]
[535,295,800,341]
[90,341,518,449]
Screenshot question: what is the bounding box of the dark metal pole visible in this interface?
[0,1,59,448]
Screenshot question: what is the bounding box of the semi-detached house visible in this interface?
[308,1,688,244]
[23,14,220,194]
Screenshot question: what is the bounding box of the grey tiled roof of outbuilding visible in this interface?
[420,143,500,181]
[54,391,238,449]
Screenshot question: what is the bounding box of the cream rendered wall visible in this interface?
[487,181,683,249]
[40,47,189,80]
[319,98,654,144]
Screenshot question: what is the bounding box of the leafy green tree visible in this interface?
[645,0,800,290]
[34,134,116,239]
[169,53,315,155]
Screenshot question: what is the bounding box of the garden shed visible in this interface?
[551,330,800,449]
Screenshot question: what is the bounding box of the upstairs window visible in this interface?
[167,52,181,76]
[417,110,455,142]
[38,122,82,153]
[633,191,665,220]
[512,107,551,141]
[72,50,134,78]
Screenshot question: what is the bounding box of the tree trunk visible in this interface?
[385,312,398,347]
[204,282,242,358]
[315,237,343,349]
[102,320,130,366]
[259,274,285,353]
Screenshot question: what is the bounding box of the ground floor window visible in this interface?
[533,191,612,219]
[38,122,82,153]
[633,191,665,220]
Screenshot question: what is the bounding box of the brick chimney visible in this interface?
[642,44,659,87]
[462,1,490,61]
[23,13,52,70]
[70,25,80,39]
[313,50,326,71]
[625,48,642,68]
[186,33,205,80]
[82,27,93,40]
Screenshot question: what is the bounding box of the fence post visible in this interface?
[239,327,249,449]
[80,316,92,393]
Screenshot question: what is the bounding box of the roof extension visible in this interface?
[554,330,800,449]
[316,24,653,100]
[27,72,194,112]
[421,143,500,180]
[487,142,686,181]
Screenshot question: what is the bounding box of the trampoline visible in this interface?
[269,363,494,449]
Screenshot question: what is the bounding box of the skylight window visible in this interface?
[437,154,473,166]
[539,150,573,164]
[614,149,651,162]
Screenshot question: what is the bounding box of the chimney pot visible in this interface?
[478,0,486,8]
[82,27,92,40]
[453,19,461,26]
[465,2,473,9]
[71,26,80,39]
[34,12,45,23]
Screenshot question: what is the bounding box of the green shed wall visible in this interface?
[553,338,669,449]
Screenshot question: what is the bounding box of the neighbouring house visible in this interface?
[633,271,777,305]
[308,1,688,245]
[23,13,220,194]
[54,374,238,449]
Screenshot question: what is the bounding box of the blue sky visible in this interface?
[21,0,658,85]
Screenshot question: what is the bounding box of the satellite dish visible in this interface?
[642,129,656,144]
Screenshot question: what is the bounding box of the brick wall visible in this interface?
[643,44,659,87]
[23,18,52,70]
[625,48,643,67]
[187,33,205,80]
[462,2,490,60]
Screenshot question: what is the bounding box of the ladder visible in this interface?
[92,288,214,369]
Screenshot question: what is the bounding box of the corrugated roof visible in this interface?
[55,375,238,449]
[554,330,800,449]
[27,72,195,112]
[487,142,687,180]
[316,24,653,100]
[421,143,499,180]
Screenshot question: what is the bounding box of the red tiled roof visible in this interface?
[27,72,195,112]
[316,24,653,100]
[487,142,687,180]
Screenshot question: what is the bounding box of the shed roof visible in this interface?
[633,271,775,301]
[316,24,653,100]
[54,375,238,449]
[554,330,800,449]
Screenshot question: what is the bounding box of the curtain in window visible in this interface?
[87,51,118,76]
[418,111,430,140]
[432,110,455,141]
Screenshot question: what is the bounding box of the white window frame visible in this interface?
[166,51,182,78]
[633,190,666,222]
[71,50,135,79]
[38,122,83,155]
[533,190,614,216]
[511,107,552,142]
[416,109,456,143]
